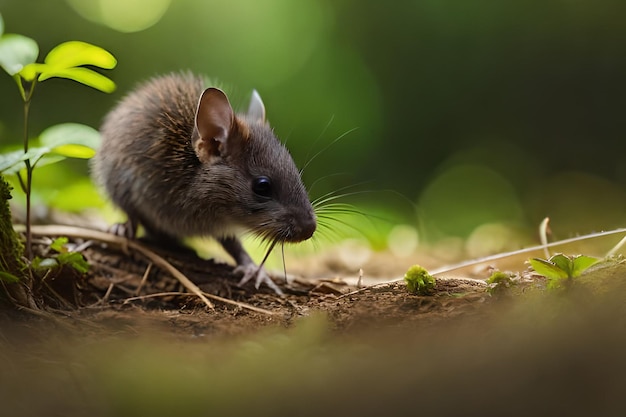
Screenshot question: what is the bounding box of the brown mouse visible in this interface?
[91,72,316,294]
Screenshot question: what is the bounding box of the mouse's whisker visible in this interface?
[258,239,278,269]
[280,242,287,284]
[310,224,343,243]
[300,127,358,175]
[310,184,378,208]
[249,224,287,248]
[301,114,335,174]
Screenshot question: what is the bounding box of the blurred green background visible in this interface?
[1,0,626,254]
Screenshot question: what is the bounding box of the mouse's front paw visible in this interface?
[235,263,284,296]
[109,219,136,239]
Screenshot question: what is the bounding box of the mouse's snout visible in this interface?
[286,210,316,242]
[299,214,317,241]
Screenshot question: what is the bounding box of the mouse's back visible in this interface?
[92,72,316,244]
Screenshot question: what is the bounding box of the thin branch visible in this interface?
[121,291,277,316]
[338,228,626,298]
[20,224,215,309]
[539,217,551,259]
[136,262,153,296]
[21,225,282,315]
[605,235,626,258]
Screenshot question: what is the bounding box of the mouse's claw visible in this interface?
[235,263,284,296]
[109,219,137,239]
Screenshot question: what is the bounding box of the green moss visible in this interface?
[404,264,436,295]
[486,270,515,295]
[0,175,26,283]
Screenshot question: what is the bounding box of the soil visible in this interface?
[4,230,626,417]
[11,231,498,337]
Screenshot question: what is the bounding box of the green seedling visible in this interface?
[486,270,517,295]
[32,237,89,275]
[528,253,599,290]
[0,13,116,259]
[404,264,436,295]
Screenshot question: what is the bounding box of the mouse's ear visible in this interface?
[247,89,266,123]
[193,87,234,163]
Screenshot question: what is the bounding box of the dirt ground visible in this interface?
[3,229,626,417]
[13,229,498,337]
[14,218,626,336]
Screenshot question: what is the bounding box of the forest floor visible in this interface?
[2,226,626,416]
[13,229,498,337]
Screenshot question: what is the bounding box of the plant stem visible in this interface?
[21,80,35,260]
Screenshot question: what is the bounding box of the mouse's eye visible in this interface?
[252,176,273,198]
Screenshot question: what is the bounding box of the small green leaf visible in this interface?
[19,62,47,82]
[40,123,101,155]
[0,147,54,174]
[44,41,117,70]
[0,149,27,172]
[38,66,116,93]
[0,147,66,175]
[571,255,599,277]
[33,257,59,270]
[51,144,96,159]
[0,13,4,36]
[1,123,100,174]
[0,33,39,76]
[32,41,117,92]
[529,258,569,279]
[549,254,574,277]
[50,236,69,253]
[26,147,52,169]
[29,154,66,170]
[0,271,20,283]
[57,252,90,274]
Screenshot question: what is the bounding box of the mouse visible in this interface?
[91,72,317,294]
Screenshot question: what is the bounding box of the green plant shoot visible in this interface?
[0,123,101,174]
[32,237,90,274]
[529,253,599,290]
[486,270,516,295]
[0,12,116,259]
[404,264,436,295]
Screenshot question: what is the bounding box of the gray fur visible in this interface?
[92,72,316,248]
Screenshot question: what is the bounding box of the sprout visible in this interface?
[404,265,436,295]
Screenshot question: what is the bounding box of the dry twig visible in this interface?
[16,225,222,310]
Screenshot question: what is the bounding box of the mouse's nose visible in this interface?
[290,211,316,242]
[299,215,317,240]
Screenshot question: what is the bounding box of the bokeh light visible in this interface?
[2,0,626,253]
[418,165,524,241]
[190,0,331,88]
[465,223,528,258]
[387,224,419,258]
[66,0,171,33]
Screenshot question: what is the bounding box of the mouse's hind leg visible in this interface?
[108,212,195,254]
